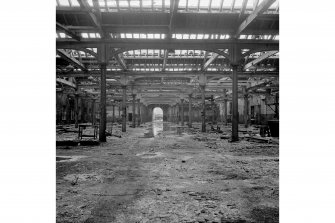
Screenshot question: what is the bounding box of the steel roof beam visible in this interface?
[57,71,278,78]
[57,39,279,52]
[57,49,88,71]
[56,22,81,41]
[235,0,276,38]
[57,78,77,88]
[244,50,277,70]
[201,53,219,71]
[77,0,105,38]
[239,0,248,20]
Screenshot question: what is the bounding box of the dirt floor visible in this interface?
[56,121,279,223]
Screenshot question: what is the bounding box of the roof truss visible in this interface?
[235,0,276,38]
[57,49,88,71]
[244,50,278,70]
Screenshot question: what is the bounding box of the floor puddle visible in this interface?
[56,155,87,162]
[56,157,71,162]
[136,152,163,158]
[143,121,182,138]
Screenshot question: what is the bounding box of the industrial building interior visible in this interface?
[56,0,279,222]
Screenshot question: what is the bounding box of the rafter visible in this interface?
[239,0,248,20]
[202,53,219,71]
[253,0,259,10]
[235,0,276,38]
[168,0,180,38]
[244,50,277,70]
[57,71,279,78]
[56,77,77,88]
[79,48,98,58]
[57,39,279,53]
[162,50,169,71]
[56,22,81,41]
[77,0,105,38]
[57,49,88,71]
[111,48,127,70]
[231,0,236,11]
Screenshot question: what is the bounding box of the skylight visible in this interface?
[142,0,151,8]
[119,0,129,8]
[58,32,71,38]
[153,0,163,8]
[81,33,89,38]
[173,33,229,40]
[59,0,70,6]
[107,0,117,7]
[70,0,80,7]
[118,33,165,39]
[130,0,140,7]
[211,0,221,9]
[179,0,187,8]
[222,0,233,8]
[188,0,198,8]
[234,0,243,9]
[199,0,209,8]
[87,0,93,7]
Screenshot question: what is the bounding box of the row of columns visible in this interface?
[95,43,246,142]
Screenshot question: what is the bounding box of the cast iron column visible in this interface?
[201,85,206,132]
[181,99,184,126]
[231,43,240,142]
[74,93,79,128]
[99,63,107,142]
[231,64,239,141]
[91,99,96,125]
[243,86,249,128]
[122,85,127,132]
[118,102,121,119]
[137,99,141,126]
[112,102,115,123]
[132,94,136,128]
[188,94,192,128]
[211,97,215,125]
[223,89,228,126]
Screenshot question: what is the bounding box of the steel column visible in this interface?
[201,85,206,132]
[132,94,136,128]
[188,94,192,127]
[181,99,184,126]
[243,86,249,128]
[223,89,228,126]
[74,93,79,128]
[122,85,127,132]
[99,63,107,142]
[112,103,115,123]
[137,99,141,126]
[91,99,96,125]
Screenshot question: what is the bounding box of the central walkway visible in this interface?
[56,122,279,223]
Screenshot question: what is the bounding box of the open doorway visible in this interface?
[152,107,163,121]
[152,107,163,136]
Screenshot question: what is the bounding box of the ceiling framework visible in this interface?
[56,0,279,105]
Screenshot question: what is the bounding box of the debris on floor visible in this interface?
[57,122,279,223]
